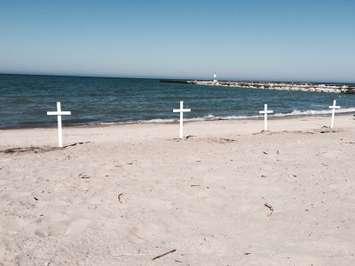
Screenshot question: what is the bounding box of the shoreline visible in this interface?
[1,114,354,148]
[1,111,355,131]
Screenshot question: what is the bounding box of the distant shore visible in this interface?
[161,79,355,94]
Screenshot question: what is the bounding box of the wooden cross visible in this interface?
[173,101,191,139]
[329,99,340,129]
[47,102,71,147]
[259,104,274,131]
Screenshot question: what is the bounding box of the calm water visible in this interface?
[1,74,355,128]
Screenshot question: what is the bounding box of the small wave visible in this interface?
[139,118,176,124]
[122,107,355,125]
[274,107,355,117]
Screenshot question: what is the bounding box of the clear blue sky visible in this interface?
[1,0,354,81]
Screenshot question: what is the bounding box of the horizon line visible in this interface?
[0,71,354,84]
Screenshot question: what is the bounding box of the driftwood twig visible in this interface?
[117,193,124,203]
[152,249,176,261]
[264,203,274,216]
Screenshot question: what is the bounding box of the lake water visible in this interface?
[1,74,355,128]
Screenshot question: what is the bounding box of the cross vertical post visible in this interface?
[329,99,340,129]
[47,101,71,147]
[259,104,274,131]
[173,101,191,139]
[179,101,183,138]
[57,102,63,147]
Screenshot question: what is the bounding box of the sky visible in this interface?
[0,0,355,82]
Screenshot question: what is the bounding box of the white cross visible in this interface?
[329,99,340,129]
[259,104,274,131]
[47,102,71,147]
[173,101,191,139]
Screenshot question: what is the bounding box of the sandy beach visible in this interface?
[1,114,355,265]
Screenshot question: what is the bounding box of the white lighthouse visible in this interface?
[213,73,218,84]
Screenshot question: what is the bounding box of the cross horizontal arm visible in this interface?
[47,111,72,115]
[329,106,340,109]
[173,108,191,112]
[259,110,273,114]
[47,111,58,115]
[61,111,71,115]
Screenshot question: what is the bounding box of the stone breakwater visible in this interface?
[188,80,355,94]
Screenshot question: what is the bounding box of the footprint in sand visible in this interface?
[65,219,91,236]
